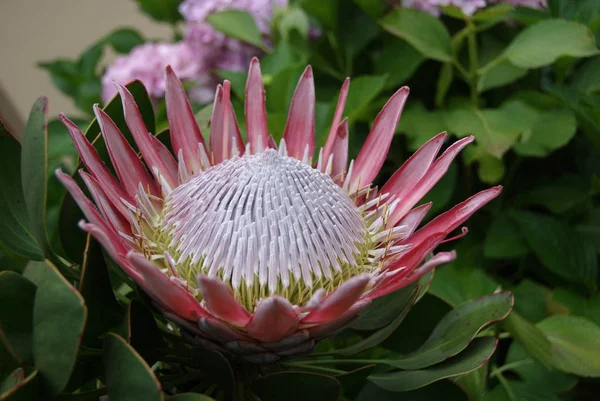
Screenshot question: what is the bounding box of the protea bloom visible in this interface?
[57,58,501,364]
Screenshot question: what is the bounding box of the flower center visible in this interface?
[154,149,371,309]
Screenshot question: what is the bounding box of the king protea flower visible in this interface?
[57,58,501,364]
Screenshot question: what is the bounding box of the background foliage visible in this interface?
[1,0,600,400]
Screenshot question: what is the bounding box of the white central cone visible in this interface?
[157,150,368,305]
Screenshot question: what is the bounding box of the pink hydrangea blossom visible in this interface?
[402,0,486,16]
[101,42,202,103]
[179,0,287,33]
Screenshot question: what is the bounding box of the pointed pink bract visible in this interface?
[322,78,350,165]
[350,86,409,192]
[166,66,206,174]
[245,58,269,153]
[247,296,299,342]
[197,276,251,327]
[283,66,315,160]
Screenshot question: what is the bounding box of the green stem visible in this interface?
[283,362,346,374]
[494,368,517,400]
[466,19,479,103]
[490,360,534,378]
[289,358,377,365]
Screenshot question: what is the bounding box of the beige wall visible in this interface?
[0,0,172,131]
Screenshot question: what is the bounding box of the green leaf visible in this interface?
[370,337,497,392]
[445,101,532,158]
[38,60,80,97]
[571,56,600,94]
[278,7,310,41]
[503,311,554,368]
[351,284,417,331]
[396,103,446,151]
[215,70,247,101]
[21,98,50,257]
[380,8,453,62]
[537,315,600,377]
[335,365,377,399]
[517,178,589,214]
[135,0,183,24]
[79,237,123,342]
[484,213,529,259]
[551,288,600,326]
[335,287,418,355]
[104,333,163,401]
[343,75,387,124]
[0,369,39,401]
[429,264,498,307]
[0,272,36,363]
[505,341,577,393]
[386,292,512,370]
[483,381,562,401]
[168,395,215,401]
[105,28,145,54]
[452,367,487,401]
[207,10,265,49]
[23,261,87,395]
[373,40,424,90]
[511,280,547,323]
[252,372,341,401]
[512,211,598,291]
[514,107,577,156]
[478,60,527,93]
[503,19,599,68]
[0,121,44,260]
[436,63,454,107]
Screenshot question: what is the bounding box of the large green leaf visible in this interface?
[105,28,145,54]
[23,261,87,395]
[503,19,599,68]
[335,365,376,399]
[120,301,164,365]
[513,107,577,156]
[483,381,562,401]
[373,40,424,90]
[551,288,600,326]
[385,292,512,370]
[429,264,498,307]
[207,10,265,49]
[21,98,50,257]
[512,211,598,291]
[335,287,418,355]
[380,8,452,62]
[0,272,36,363]
[104,333,163,401]
[571,55,600,94]
[537,315,600,377]
[351,284,417,331]
[343,75,388,124]
[396,103,447,152]
[505,341,577,393]
[0,121,43,260]
[484,213,529,259]
[503,312,554,368]
[135,0,183,24]
[370,337,497,392]
[445,101,534,158]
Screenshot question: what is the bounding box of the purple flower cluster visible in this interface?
[402,0,546,16]
[101,0,286,104]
